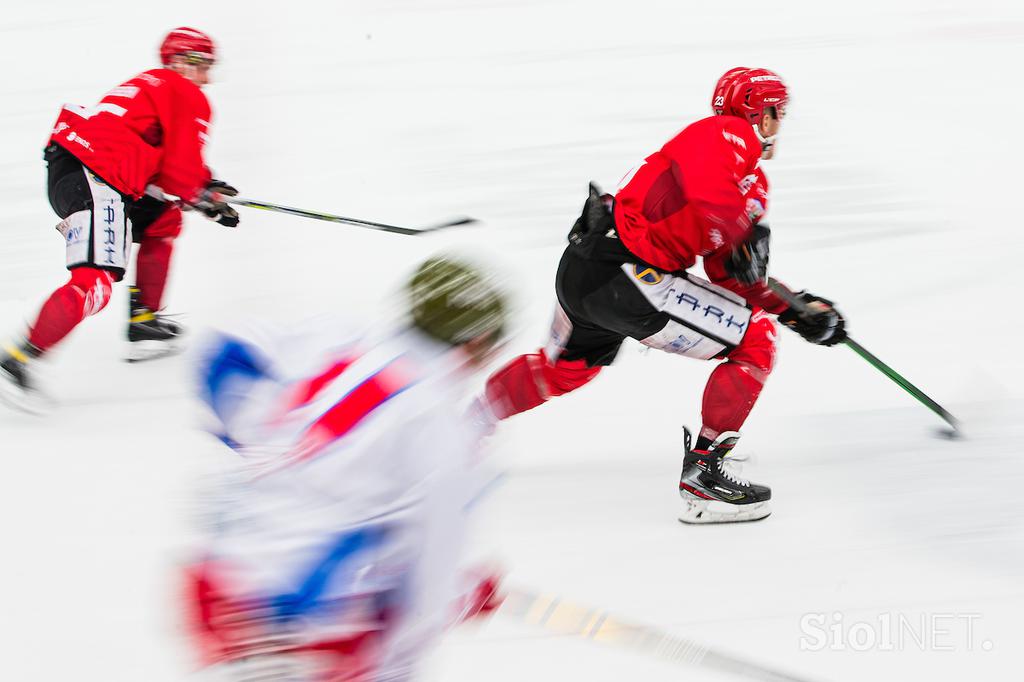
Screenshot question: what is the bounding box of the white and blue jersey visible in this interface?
[189,322,489,680]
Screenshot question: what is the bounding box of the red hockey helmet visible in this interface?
[159,27,216,65]
[711,67,788,124]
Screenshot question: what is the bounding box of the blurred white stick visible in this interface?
[499,587,824,682]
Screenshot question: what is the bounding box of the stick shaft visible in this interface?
[225,196,475,235]
[766,278,959,430]
[841,337,960,429]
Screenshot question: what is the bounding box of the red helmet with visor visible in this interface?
[159,27,216,66]
[712,67,788,123]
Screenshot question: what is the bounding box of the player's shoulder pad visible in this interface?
[132,68,173,89]
[155,68,212,116]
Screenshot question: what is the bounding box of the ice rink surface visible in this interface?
[1,1,1023,680]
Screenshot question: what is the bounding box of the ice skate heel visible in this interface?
[677,427,771,524]
[126,286,184,363]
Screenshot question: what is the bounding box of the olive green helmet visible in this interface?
[407,255,508,348]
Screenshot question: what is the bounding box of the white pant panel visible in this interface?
[622,264,752,359]
[638,319,726,359]
[542,303,573,363]
[60,170,131,271]
[60,209,93,268]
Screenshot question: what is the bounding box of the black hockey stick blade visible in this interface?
[416,216,479,232]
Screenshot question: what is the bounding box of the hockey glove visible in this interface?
[725,223,770,286]
[193,180,240,228]
[777,292,847,346]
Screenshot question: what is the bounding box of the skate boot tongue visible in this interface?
[702,431,740,456]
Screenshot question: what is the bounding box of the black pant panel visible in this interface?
[45,144,96,219]
[128,195,171,242]
[45,144,172,243]
[554,245,671,367]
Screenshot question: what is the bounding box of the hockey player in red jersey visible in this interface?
[475,68,847,523]
[0,27,239,407]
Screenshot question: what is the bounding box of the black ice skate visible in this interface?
[678,427,771,524]
[126,286,184,363]
[0,341,46,413]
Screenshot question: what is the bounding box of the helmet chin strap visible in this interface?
[752,124,776,160]
[755,104,783,160]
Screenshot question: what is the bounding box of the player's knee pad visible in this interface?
[68,267,114,318]
[485,351,601,419]
[143,205,184,239]
[541,355,602,396]
[726,310,776,382]
[485,353,546,418]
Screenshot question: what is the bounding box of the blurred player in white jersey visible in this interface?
[184,255,508,681]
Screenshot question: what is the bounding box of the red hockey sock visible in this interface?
[483,351,602,420]
[135,236,174,311]
[700,312,777,437]
[701,361,767,437]
[27,267,114,352]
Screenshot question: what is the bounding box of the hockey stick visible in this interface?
[767,278,961,437]
[224,196,478,236]
[500,588,822,682]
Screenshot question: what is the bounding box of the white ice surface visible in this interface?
[1,1,1023,680]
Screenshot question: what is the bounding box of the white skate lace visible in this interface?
[717,457,750,487]
[153,311,184,325]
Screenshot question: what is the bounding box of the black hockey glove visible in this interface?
[725,223,771,286]
[193,180,240,227]
[777,292,847,346]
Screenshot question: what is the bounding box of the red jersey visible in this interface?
[48,68,212,201]
[614,115,787,314]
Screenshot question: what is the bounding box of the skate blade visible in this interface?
[0,377,49,415]
[125,339,183,363]
[678,494,771,525]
